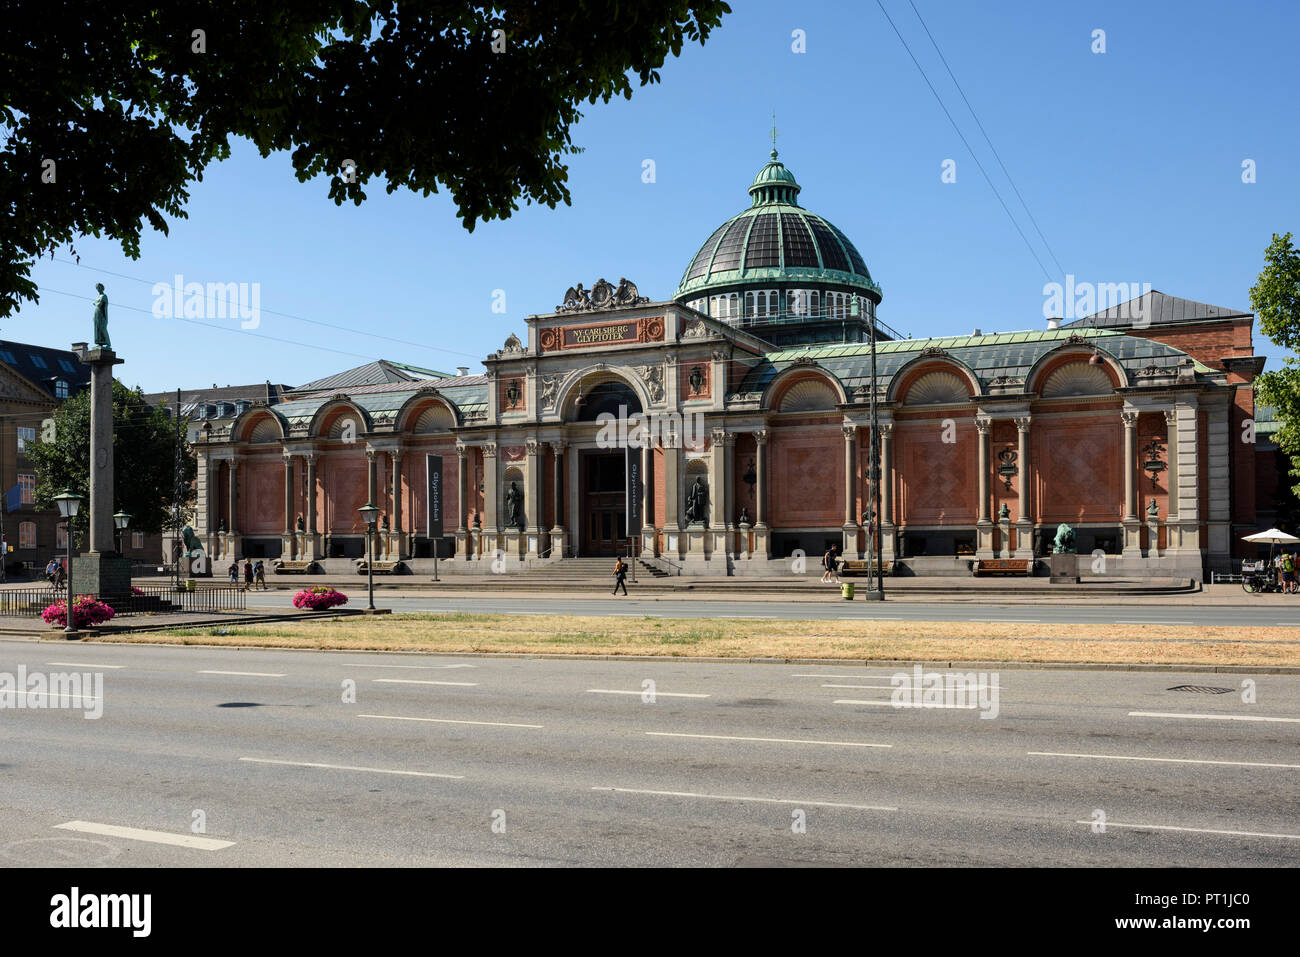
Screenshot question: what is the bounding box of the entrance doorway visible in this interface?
[581,451,626,556]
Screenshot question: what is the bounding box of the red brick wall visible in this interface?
[242,456,283,535]
[1128,319,1253,371]
[896,420,977,525]
[1033,416,1122,523]
[769,426,843,526]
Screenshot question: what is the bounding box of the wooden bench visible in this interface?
[355,560,406,575]
[273,560,319,574]
[972,558,1032,576]
[838,559,892,577]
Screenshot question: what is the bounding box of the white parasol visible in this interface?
[1241,528,1300,567]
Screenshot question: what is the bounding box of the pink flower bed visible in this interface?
[293,587,349,611]
[42,596,116,628]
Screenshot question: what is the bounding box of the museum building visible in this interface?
[191,151,1272,580]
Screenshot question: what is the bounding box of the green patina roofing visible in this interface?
[739,327,1214,394]
[268,380,488,428]
[674,151,881,303]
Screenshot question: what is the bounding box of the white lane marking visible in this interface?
[587,689,710,698]
[790,673,900,679]
[645,731,889,749]
[1073,820,1300,841]
[593,786,894,811]
[45,662,125,669]
[1031,751,1300,769]
[349,663,476,669]
[55,821,234,850]
[358,714,542,729]
[4,691,98,703]
[1129,711,1300,724]
[239,757,463,779]
[837,616,903,621]
[198,670,285,677]
[371,679,478,686]
[823,683,994,690]
[835,699,977,709]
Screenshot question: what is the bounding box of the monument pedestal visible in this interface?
[550,526,566,559]
[752,523,770,561]
[998,519,1012,558]
[738,522,751,561]
[1013,520,1034,560]
[842,523,860,561]
[640,527,656,559]
[976,521,995,559]
[71,553,132,599]
[684,524,707,570]
[1049,553,1080,584]
[1121,520,1143,558]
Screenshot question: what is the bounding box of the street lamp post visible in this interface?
[113,510,131,556]
[53,490,82,634]
[358,502,378,612]
[852,295,884,601]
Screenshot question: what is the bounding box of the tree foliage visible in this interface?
[1250,232,1300,500]
[27,380,194,544]
[0,1,731,316]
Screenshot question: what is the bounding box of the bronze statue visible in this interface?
[998,502,1010,521]
[738,505,751,525]
[1051,523,1077,554]
[92,283,111,350]
[684,477,708,525]
[180,525,205,557]
[296,513,305,532]
[1147,498,1159,520]
[505,481,524,529]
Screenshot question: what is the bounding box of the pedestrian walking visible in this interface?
[1283,551,1296,595]
[612,556,628,596]
[820,545,834,583]
[253,560,267,590]
[829,544,841,584]
[228,561,238,584]
[243,559,254,591]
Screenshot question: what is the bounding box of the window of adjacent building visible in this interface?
[58,358,77,373]
[56,525,68,550]
[0,350,14,364]
[16,426,35,453]
[132,531,144,549]
[19,521,35,549]
[18,473,35,504]
[54,380,69,399]
[29,354,47,369]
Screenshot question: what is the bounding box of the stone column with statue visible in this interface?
[71,285,134,598]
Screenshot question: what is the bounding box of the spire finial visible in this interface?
[770,109,778,159]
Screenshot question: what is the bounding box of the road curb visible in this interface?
[1,636,1294,674]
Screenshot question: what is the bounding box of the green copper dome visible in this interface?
[674,151,882,304]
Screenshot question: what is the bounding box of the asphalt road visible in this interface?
[1,640,1297,867]
[240,592,1300,627]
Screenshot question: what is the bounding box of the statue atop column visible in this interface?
[92,283,112,350]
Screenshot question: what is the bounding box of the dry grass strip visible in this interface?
[79,613,1300,667]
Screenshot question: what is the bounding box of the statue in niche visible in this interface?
[505,481,525,530]
[684,477,708,526]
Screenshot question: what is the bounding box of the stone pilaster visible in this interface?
[752,429,770,560]
[975,416,994,559]
[842,422,859,560]
[1014,416,1034,559]
[550,441,567,559]
[1121,410,1142,557]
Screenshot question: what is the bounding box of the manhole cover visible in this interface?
[1167,685,1234,694]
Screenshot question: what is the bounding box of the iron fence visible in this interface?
[0,584,245,618]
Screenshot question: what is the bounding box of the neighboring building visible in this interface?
[0,340,156,575]
[188,151,1287,580]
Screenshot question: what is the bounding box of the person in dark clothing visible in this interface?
[612,557,628,596]
[253,560,267,590]
[243,559,254,590]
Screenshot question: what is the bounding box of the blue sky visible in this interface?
[18,0,1300,393]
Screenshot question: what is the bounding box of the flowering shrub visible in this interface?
[292,587,348,611]
[42,596,116,628]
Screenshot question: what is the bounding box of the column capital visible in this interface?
[710,427,728,446]
[525,438,540,456]
[482,443,498,458]
[548,440,567,454]
[1120,410,1138,428]
[390,447,404,463]
[282,452,294,467]
[1163,408,1178,426]
[1014,415,1032,432]
[753,429,768,446]
[364,447,377,462]
[841,422,856,441]
[975,416,992,434]
[878,422,893,439]
[455,443,468,458]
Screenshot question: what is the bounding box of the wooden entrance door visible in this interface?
[582,452,626,556]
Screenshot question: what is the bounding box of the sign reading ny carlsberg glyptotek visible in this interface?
[563,320,638,348]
